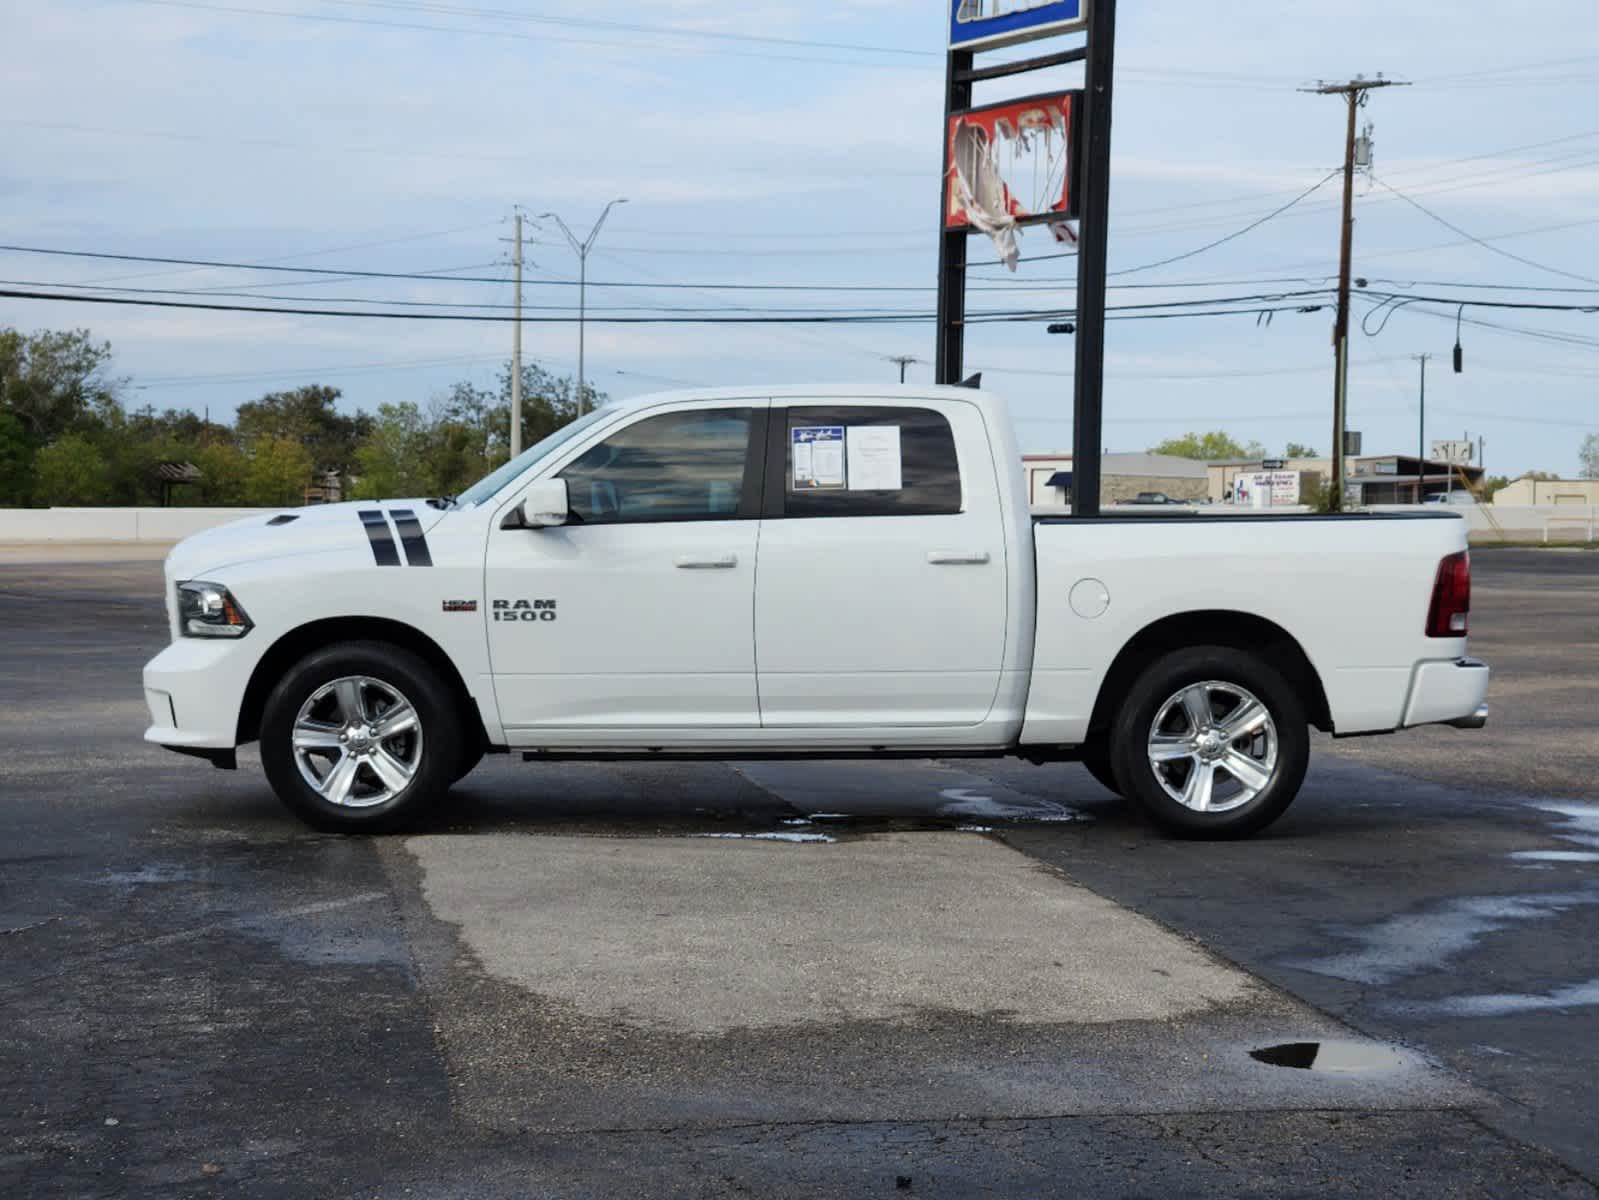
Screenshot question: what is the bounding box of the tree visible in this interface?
[191,439,249,505]
[33,434,111,505]
[1580,432,1599,479]
[1150,431,1267,461]
[244,435,314,506]
[352,403,434,499]
[1284,442,1319,459]
[0,327,123,443]
[425,360,592,496]
[235,385,370,479]
[0,410,32,505]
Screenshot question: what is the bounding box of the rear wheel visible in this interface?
[1109,646,1309,839]
[260,641,462,833]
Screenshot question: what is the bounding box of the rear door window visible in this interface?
[777,406,961,518]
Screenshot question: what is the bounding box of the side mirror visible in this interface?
[502,478,570,529]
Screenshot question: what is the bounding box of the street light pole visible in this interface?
[540,198,628,416]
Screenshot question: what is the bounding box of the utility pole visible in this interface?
[887,355,919,383]
[1305,76,1405,511]
[1413,352,1430,504]
[540,198,628,417]
[511,210,524,457]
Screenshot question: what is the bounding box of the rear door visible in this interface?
[753,401,1009,728]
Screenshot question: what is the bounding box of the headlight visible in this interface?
[177,581,253,639]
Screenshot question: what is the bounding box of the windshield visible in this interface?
[454,408,614,508]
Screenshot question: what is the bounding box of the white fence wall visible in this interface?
[0,508,274,542]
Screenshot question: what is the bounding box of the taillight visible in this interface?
[1426,550,1471,638]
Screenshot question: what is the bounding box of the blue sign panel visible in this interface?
[949,0,1087,52]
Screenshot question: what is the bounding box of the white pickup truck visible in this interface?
[144,385,1489,838]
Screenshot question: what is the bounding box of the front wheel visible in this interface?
[1109,646,1309,839]
[260,641,463,833]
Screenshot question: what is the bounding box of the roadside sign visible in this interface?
[1432,439,1474,466]
[1262,458,1286,471]
[1234,471,1301,507]
[949,0,1088,52]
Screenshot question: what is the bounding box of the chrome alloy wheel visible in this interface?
[1147,680,1278,814]
[291,676,423,808]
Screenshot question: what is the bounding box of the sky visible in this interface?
[3,0,1598,478]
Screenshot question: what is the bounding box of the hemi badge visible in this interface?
[442,600,478,613]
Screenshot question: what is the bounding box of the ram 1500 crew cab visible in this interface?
[144,386,1489,837]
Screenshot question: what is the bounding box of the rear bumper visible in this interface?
[1402,657,1491,730]
[1445,703,1490,730]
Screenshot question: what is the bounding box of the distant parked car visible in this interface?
[1121,492,1181,506]
[1425,492,1477,507]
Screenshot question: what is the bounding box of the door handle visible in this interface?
[674,553,739,569]
[927,550,991,566]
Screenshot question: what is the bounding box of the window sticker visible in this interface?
[792,425,846,489]
[845,425,903,491]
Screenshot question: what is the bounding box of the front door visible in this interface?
[486,401,765,737]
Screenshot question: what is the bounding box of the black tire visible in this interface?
[1079,744,1122,796]
[260,640,463,833]
[1108,645,1309,840]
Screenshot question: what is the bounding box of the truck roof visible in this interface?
[606,384,1004,411]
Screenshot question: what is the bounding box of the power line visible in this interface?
[319,0,937,57]
[0,285,1340,325]
[965,169,1343,272]
[1371,174,1599,287]
[130,0,936,69]
[1109,170,1345,277]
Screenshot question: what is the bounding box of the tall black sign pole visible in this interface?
[934,47,974,386]
[1069,0,1116,516]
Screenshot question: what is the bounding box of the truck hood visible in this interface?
[164,500,449,580]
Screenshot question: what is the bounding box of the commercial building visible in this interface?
[1346,455,1485,505]
[1494,478,1599,506]
[1207,458,1329,505]
[1208,455,1483,506]
[1023,453,1209,506]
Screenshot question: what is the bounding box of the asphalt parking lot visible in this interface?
[2,544,1596,1198]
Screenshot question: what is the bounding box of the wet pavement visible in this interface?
[1,547,1596,1197]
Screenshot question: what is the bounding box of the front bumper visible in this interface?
[143,636,257,751]
[1402,657,1491,730]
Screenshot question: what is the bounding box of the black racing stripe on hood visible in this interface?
[358,509,400,566]
[389,509,432,567]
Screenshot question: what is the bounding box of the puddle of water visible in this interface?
[1249,1040,1409,1074]
[100,865,208,886]
[1394,977,1599,1019]
[936,788,1091,825]
[1531,802,1599,851]
[688,832,836,844]
[1284,892,1599,985]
